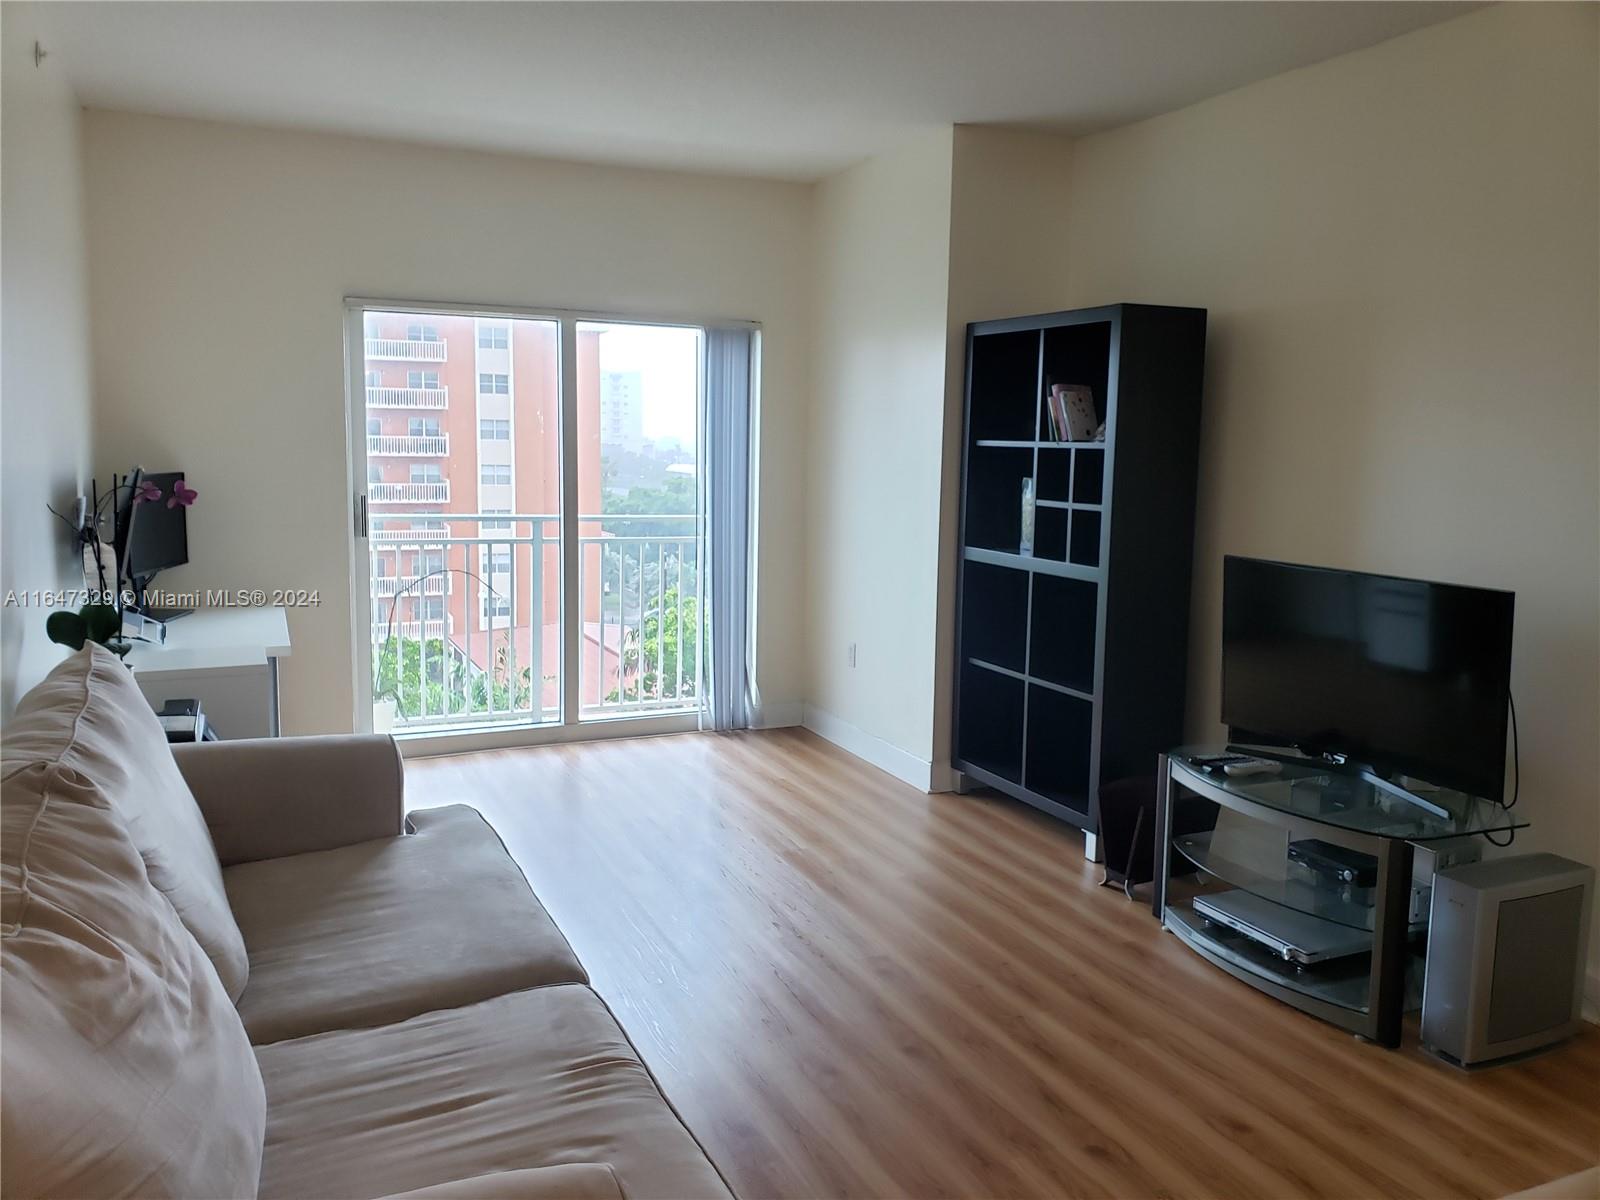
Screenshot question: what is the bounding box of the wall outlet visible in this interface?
[847,643,857,668]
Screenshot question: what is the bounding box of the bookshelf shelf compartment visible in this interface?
[1040,322,1112,441]
[954,304,1207,835]
[1068,510,1102,568]
[1025,686,1094,813]
[969,330,1043,443]
[1036,450,1070,502]
[957,660,1025,785]
[960,562,1029,673]
[963,445,1034,554]
[1029,574,1098,695]
[1072,449,1105,506]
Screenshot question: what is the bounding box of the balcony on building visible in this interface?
[364,337,448,362]
[368,433,450,456]
[369,481,450,504]
[366,385,449,409]
[370,572,454,598]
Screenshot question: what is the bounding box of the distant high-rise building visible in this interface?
[600,370,644,453]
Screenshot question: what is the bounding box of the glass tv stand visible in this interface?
[1154,748,1527,1047]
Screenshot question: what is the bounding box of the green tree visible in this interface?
[374,636,542,719]
[600,473,695,538]
[609,587,697,703]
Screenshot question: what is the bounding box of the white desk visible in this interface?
[124,607,292,738]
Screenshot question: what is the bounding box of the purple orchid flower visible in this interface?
[167,479,198,509]
[134,479,162,504]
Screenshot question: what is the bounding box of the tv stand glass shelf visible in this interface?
[1153,748,1526,1047]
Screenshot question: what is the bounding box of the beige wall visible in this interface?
[804,129,954,782]
[1,7,95,715]
[1058,4,1599,980]
[80,112,813,734]
[932,127,1078,779]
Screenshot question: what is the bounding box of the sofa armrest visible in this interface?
[172,734,405,866]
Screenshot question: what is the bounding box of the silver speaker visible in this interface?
[1421,853,1593,1067]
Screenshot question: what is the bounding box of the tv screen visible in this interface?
[1222,556,1514,802]
[122,471,190,582]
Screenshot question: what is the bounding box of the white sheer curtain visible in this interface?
[703,326,754,731]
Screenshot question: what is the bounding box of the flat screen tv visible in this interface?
[1222,556,1514,802]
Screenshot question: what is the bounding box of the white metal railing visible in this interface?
[367,512,700,734]
[366,386,449,409]
[370,514,558,732]
[370,573,453,598]
[368,434,449,456]
[365,338,447,361]
[370,481,450,504]
[579,518,700,717]
[372,617,454,640]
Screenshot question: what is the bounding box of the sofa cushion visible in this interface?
[378,1165,625,1200]
[226,804,587,1044]
[1,755,266,1198]
[3,643,249,1000]
[255,985,730,1200]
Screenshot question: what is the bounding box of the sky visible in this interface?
[582,322,700,444]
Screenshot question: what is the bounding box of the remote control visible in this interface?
[1191,752,1253,774]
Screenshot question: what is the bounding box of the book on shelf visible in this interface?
[1045,381,1099,442]
[1059,384,1099,441]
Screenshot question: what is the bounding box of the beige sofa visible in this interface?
[1,644,732,1200]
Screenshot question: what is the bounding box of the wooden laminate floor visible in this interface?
[406,729,1600,1200]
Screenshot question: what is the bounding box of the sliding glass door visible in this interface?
[350,305,705,740]
[575,322,703,719]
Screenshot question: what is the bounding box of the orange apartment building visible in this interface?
[363,314,627,720]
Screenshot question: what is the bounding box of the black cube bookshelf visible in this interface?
[953,304,1206,835]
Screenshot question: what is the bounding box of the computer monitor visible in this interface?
[121,471,190,591]
[110,467,142,581]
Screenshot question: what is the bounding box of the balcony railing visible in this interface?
[372,617,454,641]
[365,337,447,361]
[371,526,451,544]
[366,513,700,734]
[368,433,449,456]
[370,573,453,598]
[578,519,700,717]
[366,386,449,409]
[370,481,450,504]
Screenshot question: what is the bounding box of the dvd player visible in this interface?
[1193,890,1371,965]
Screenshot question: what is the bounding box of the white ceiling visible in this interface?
[32,1,1479,181]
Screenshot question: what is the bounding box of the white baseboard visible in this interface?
[751,700,803,730]
[802,704,935,793]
